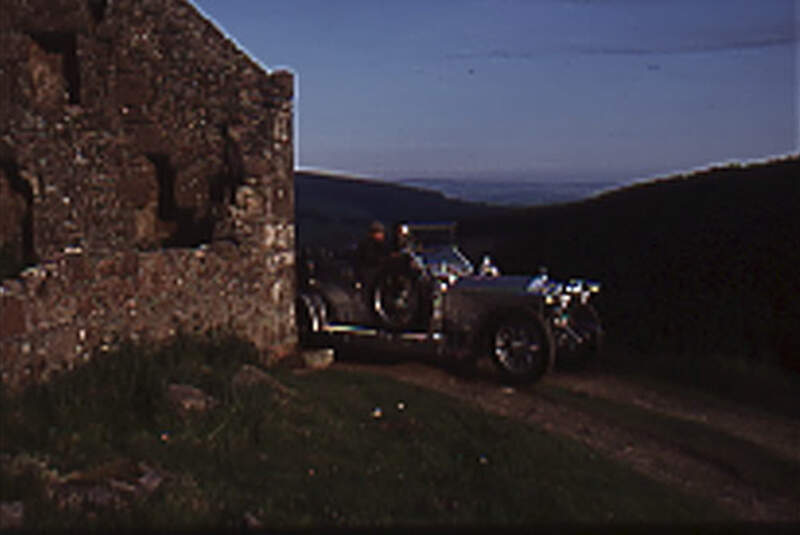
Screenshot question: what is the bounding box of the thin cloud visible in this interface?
[446,34,796,63]
[445,49,545,61]
[570,35,798,56]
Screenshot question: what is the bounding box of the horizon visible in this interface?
[297,151,798,186]
[192,0,798,184]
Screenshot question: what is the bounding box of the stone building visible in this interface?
[0,0,296,390]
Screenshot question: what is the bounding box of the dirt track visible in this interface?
[333,359,800,522]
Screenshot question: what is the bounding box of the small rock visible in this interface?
[0,501,24,529]
[108,479,137,494]
[85,485,115,508]
[302,348,334,370]
[232,364,271,388]
[137,463,163,494]
[244,511,263,528]
[167,383,218,412]
[232,364,298,397]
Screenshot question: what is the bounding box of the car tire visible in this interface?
[372,259,426,331]
[489,310,555,384]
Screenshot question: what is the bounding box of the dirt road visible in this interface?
[334,359,800,522]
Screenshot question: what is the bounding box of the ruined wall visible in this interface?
[0,0,296,391]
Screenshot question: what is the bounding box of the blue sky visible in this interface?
[191,0,798,183]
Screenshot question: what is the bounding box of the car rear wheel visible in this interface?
[490,311,554,384]
[372,261,426,330]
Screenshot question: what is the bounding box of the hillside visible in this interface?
[398,178,620,207]
[458,156,800,370]
[294,171,506,248]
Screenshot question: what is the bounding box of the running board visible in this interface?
[320,324,442,342]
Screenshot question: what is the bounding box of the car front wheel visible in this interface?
[490,311,554,384]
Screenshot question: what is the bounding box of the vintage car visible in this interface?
[296,222,602,383]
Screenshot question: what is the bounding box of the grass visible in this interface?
[0,334,731,529]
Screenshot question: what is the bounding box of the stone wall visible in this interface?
[0,0,296,391]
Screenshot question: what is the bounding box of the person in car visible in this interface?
[357,220,390,270]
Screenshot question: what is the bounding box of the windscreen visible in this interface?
[407,224,456,249]
[417,245,474,277]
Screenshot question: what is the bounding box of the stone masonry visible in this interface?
[0,0,296,391]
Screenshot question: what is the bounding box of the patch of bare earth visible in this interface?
[547,373,800,465]
[334,360,800,522]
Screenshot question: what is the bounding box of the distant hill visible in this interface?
[294,171,506,248]
[397,178,621,206]
[458,156,800,370]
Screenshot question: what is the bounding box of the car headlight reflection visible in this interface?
[566,279,583,294]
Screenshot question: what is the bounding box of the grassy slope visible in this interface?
[0,336,729,528]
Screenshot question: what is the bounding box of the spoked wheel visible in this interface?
[491,312,554,384]
[372,262,425,330]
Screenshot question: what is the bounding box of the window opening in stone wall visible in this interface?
[28,32,81,105]
[87,0,108,24]
[210,125,245,205]
[0,160,35,278]
[146,153,213,248]
[147,153,177,221]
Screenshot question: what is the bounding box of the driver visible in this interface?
[356,220,390,270]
